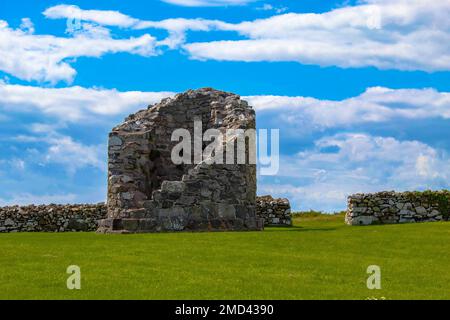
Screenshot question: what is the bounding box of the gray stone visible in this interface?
[256,195,292,226]
[0,204,106,233]
[67,219,89,231]
[109,136,123,147]
[345,191,449,226]
[4,218,15,226]
[352,216,375,226]
[218,204,236,219]
[161,181,185,194]
[416,206,427,215]
[429,210,440,217]
[99,88,264,233]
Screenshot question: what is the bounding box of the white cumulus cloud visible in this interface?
[184,0,450,71]
[41,1,450,71]
[1,82,449,130]
[2,83,449,128]
[247,87,450,129]
[0,19,157,83]
[44,5,230,49]
[11,124,106,174]
[0,83,174,122]
[43,5,140,28]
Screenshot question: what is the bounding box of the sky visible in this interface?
[0,0,449,211]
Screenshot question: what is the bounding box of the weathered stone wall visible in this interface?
[0,204,106,232]
[256,196,291,226]
[100,88,263,233]
[346,191,450,225]
[0,196,287,232]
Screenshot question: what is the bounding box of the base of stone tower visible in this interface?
[97,217,264,233]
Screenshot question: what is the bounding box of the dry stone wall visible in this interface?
[346,191,450,225]
[256,196,292,226]
[0,196,287,233]
[0,204,106,232]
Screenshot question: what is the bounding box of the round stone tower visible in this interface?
[98,88,263,233]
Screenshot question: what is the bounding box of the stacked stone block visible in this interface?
[0,204,106,232]
[346,191,449,225]
[0,195,290,233]
[256,195,292,226]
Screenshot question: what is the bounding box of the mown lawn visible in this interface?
[1,214,449,300]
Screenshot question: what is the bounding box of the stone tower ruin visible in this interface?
[98,88,264,233]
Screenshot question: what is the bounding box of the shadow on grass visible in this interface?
[264,225,337,232]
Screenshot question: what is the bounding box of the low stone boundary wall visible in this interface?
[0,196,292,232]
[256,195,292,226]
[0,204,106,232]
[346,191,450,225]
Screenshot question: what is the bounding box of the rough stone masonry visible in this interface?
[256,195,292,226]
[346,191,450,225]
[98,88,265,233]
[0,204,106,233]
[0,197,291,232]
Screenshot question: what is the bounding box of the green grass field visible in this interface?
[1,214,449,300]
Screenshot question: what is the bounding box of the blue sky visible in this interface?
[0,0,449,211]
